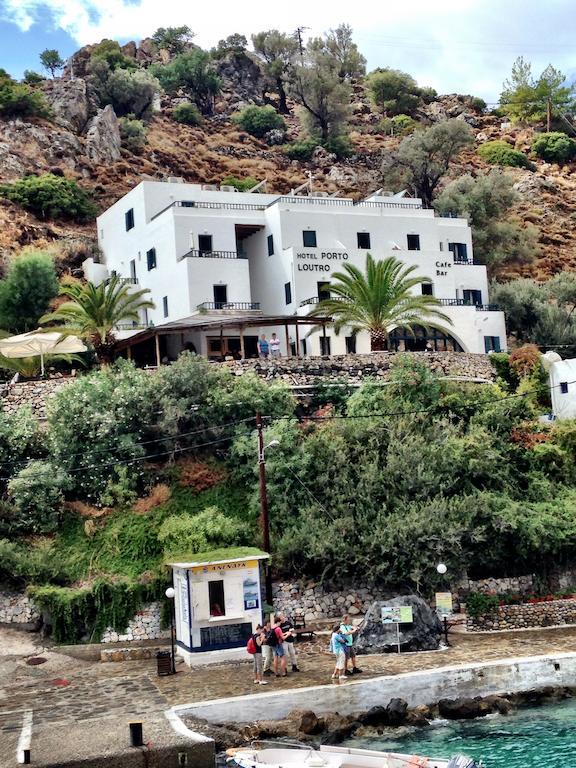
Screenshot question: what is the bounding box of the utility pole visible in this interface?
[256,412,273,606]
[547,98,552,133]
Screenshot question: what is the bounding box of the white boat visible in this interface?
[228,743,481,768]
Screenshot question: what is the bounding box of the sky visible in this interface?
[0,0,575,102]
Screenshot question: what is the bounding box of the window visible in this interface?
[146,248,156,270]
[345,335,356,354]
[284,281,292,305]
[198,234,213,254]
[267,234,274,256]
[129,259,136,280]
[357,232,371,249]
[561,382,569,394]
[208,580,225,616]
[449,242,468,262]
[213,284,227,307]
[303,230,317,248]
[484,336,501,353]
[320,336,331,356]
[125,208,134,231]
[162,296,169,318]
[407,234,421,251]
[301,338,307,356]
[463,289,482,305]
[317,281,330,301]
[421,283,433,296]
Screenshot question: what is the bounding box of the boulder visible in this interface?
[386,698,408,726]
[299,711,324,735]
[42,78,91,133]
[438,698,487,720]
[355,595,442,654]
[85,105,122,164]
[216,52,265,107]
[357,706,388,727]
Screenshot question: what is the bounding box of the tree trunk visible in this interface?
[277,79,289,114]
[370,329,388,351]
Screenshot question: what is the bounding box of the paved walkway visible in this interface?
[2,624,576,753]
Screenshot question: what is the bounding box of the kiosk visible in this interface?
[168,547,269,666]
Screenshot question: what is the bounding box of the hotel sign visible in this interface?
[296,251,349,272]
[192,559,258,573]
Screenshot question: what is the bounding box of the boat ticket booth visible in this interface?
[168,548,269,665]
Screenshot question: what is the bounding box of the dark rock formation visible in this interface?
[42,78,91,133]
[85,105,122,164]
[216,52,265,109]
[438,697,488,720]
[355,595,442,654]
[298,711,324,735]
[386,698,408,726]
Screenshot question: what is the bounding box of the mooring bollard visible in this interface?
[129,721,144,747]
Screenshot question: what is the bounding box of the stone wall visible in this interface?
[0,590,40,624]
[226,351,495,386]
[100,601,170,643]
[1,377,71,419]
[272,581,391,621]
[468,598,576,631]
[456,574,535,595]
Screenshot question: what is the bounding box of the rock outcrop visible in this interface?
[354,595,443,654]
[85,105,122,164]
[43,78,91,133]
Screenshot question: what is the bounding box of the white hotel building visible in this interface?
[86,180,506,362]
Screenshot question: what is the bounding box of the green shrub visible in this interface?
[103,68,159,118]
[7,460,66,535]
[233,105,286,138]
[532,132,576,163]
[0,69,49,118]
[221,175,258,191]
[119,117,147,152]
[91,40,136,71]
[172,101,202,125]
[465,592,500,617]
[366,68,435,116]
[378,114,417,136]
[324,134,352,158]
[285,137,319,161]
[0,174,96,221]
[157,505,246,557]
[151,50,222,115]
[23,70,44,84]
[469,96,487,113]
[477,140,535,170]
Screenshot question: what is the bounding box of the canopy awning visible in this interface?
[0,330,87,374]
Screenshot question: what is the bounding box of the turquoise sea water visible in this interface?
[346,698,576,767]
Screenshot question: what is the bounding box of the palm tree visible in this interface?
[309,254,453,351]
[40,276,154,364]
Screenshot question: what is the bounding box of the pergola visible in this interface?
[113,313,332,366]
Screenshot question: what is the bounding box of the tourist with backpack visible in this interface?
[266,618,287,677]
[247,624,268,685]
[330,623,349,684]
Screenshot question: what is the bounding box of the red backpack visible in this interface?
[246,636,257,654]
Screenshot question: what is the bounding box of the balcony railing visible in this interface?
[151,199,268,220]
[439,299,500,311]
[453,258,475,265]
[181,249,245,260]
[355,200,424,210]
[105,276,139,285]
[270,196,354,208]
[299,296,347,307]
[116,321,154,330]
[197,301,261,311]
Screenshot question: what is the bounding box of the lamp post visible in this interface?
[165,586,176,674]
[256,411,279,607]
[436,563,450,647]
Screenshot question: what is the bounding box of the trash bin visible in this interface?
[156,650,173,676]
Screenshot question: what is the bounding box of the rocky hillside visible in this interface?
[1,37,575,280]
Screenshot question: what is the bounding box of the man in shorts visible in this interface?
[340,613,363,675]
[278,613,300,672]
[267,618,287,677]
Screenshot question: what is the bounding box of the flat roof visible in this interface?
[167,546,269,568]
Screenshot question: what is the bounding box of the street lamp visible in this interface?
[435,563,450,646]
[165,586,176,674]
[256,413,279,606]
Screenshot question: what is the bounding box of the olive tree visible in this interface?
[251,30,298,114]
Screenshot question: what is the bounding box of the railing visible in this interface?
[115,322,154,330]
[197,301,261,311]
[453,258,475,265]
[181,249,244,260]
[105,276,139,285]
[355,200,424,210]
[299,296,346,307]
[439,299,501,311]
[439,212,459,218]
[270,196,354,208]
[151,199,267,220]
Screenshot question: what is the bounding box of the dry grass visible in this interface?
[133,484,171,514]
[65,500,112,519]
[177,459,227,492]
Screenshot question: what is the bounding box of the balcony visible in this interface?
[439,299,500,311]
[299,296,346,307]
[105,276,139,285]
[452,258,475,265]
[180,249,246,260]
[151,199,268,221]
[197,301,261,312]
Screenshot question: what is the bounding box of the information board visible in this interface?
[200,622,253,649]
[435,592,453,616]
[381,606,414,624]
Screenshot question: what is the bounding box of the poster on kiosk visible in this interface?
[168,548,269,666]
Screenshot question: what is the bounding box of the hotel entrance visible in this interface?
[389,325,464,352]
